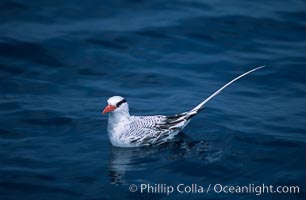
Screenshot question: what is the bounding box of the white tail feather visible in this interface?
[190,66,265,112]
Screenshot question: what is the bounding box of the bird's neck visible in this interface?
[108,109,130,125]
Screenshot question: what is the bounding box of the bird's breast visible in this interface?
[107,115,131,146]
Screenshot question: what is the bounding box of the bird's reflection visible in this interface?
[107,132,222,185]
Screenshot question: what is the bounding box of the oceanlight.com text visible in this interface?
[128,183,300,196]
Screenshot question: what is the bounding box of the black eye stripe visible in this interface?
[116,99,127,107]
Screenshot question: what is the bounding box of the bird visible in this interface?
[102,66,265,148]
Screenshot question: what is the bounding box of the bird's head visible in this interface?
[102,96,129,114]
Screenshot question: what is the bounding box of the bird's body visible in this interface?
[108,113,192,147]
[103,66,264,147]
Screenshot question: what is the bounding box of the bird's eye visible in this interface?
[116,99,127,107]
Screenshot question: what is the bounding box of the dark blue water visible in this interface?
[1,0,306,199]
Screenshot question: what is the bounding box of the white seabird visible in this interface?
[102,66,265,147]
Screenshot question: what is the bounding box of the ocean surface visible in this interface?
[0,0,306,199]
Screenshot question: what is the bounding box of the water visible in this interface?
[1,0,306,199]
